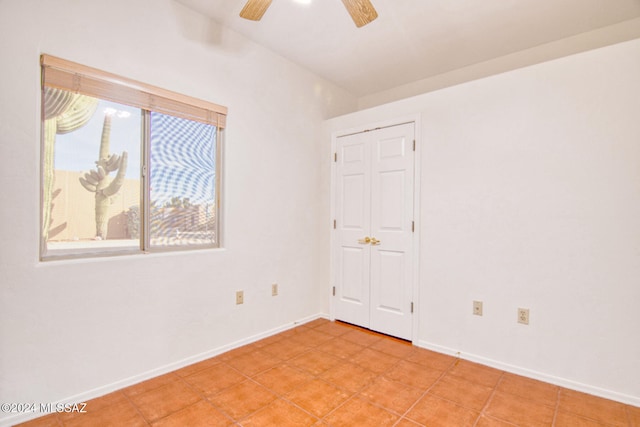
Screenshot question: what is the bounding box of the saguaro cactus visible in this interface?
[43,88,98,242]
[79,111,128,239]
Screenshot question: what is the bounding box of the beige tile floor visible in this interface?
[18,319,640,426]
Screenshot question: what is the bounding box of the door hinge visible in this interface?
[332,286,336,296]
[334,152,337,162]
[413,140,416,151]
[412,221,415,232]
[333,219,336,229]
[411,302,414,313]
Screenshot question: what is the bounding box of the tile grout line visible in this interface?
[176,361,252,426]
[234,325,380,425]
[472,371,505,427]
[285,325,407,425]
[54,412,64,427]
[239,372,321,425]
[231,323,362,425]
[550,386,561,426]
[119,389,153,426]
[392,351,460,425]
[317,356,395,424]
[360,349,431,427]
[58,389,153,427]
[163,368,240,426]
[325,332,414,425]
[320,393,365,426]
[237,332,357,425]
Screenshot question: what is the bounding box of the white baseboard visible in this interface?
[0,313,328,427]
[416,340,640,407]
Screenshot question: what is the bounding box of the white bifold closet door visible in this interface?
[333,122,415,340]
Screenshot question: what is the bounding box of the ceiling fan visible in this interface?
[239,0,378,28]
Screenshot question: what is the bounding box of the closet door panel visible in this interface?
[334,131,371,328]
[370,123,415,340]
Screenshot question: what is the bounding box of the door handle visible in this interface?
[370,237,381,246]
[358,237,371,244]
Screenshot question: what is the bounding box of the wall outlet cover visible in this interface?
[473,300,483,316]
[518,308,529,325]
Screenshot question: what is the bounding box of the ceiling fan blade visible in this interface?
[239,0,272,21]
[341,0,378,27]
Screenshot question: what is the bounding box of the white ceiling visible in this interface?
[176,0,640,98]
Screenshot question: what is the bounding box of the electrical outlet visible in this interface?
[236,291,244,305]
[473,301,483,316]
[518,308,529,325]
[272,283,278,296]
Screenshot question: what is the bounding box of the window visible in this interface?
[40,55,226,260]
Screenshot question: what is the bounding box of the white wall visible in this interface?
[2,1,638,423]
[326,38,640,405]
[0,1,356,424]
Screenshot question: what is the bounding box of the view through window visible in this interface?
[41,55,226,259]
[149,111,217,248]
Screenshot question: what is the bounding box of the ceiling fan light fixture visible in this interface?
[239,0,378,27]
[239,0,272,21]
[341,0,378,27]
